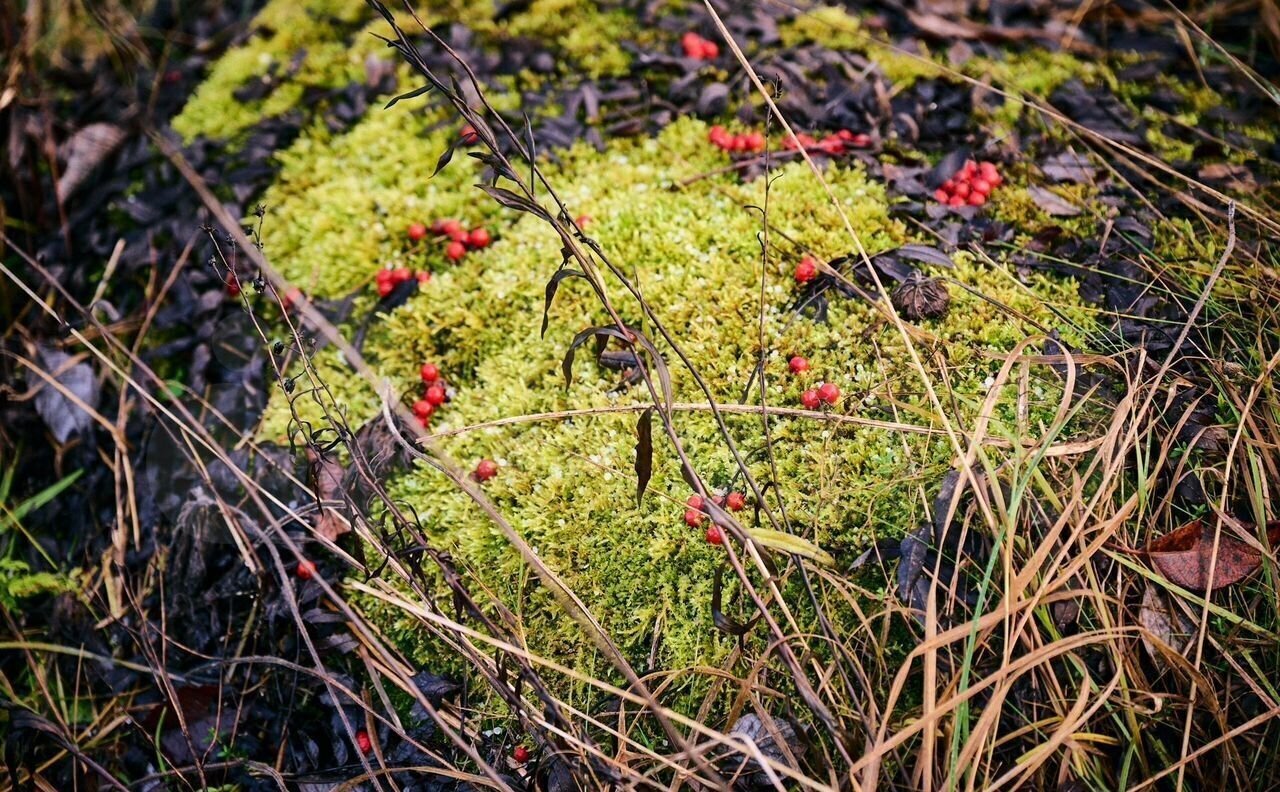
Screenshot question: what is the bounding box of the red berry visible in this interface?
[377,281,393,298]
[513,745,531,763]
[684,509,705,527]
[440,219,463,237]
[970,178,991,195]
[934,188,950,202]
[948,195,967,208]
[681,32,703,58]
[391,267,413,284]
[576,214,593,228]
[745,132,764,152]
[979,161,998,179]
[468,228,491,248]
[686,494,705,510]
[460,124,479,144]
[963,159,978,176]
[836,129,855,141]
[850,133,872,148]
[705,525,724,545]
[700,39,719,59]
[709,125,727,144]
[225,274,241,297]
[296,559,316,580]
[417,414,431,428]
[475,459,498,482]
[408,222,427,241]
[413,399,434,419]
[355,729,373,755]
[726,492,746,511]
[801,389,821,409]
[282,287,303,311]
[425,385,446,406]
[967,192,986,207]
[818,382,840,405]
[794,257,818,284]
[446,241,467,261]
[788,356,810,374]
[952,182,970,199]
[417,270,431,285]
[421,363,440,383]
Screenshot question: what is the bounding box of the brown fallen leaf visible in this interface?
[1027,185,1082,217]
[1138,582,1194,660]
[308,447,351,542]
[1147,519,1280,591]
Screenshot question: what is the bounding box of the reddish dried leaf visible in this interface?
[308,448,351,542]
[1147,520,1280,591]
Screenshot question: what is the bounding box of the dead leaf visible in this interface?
[1138,582,1194,659]
[1147,519,1280,591]
[57,123,126,202]
[1027,185,1082,217]
[1041,152,1096,184]
[33,345,99,444]
[308,448,351,542]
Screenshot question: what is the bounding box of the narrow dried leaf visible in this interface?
[1027,185,1082,217]
[747,528,835,567]
[542,268,587,337]
[1138,582,1194,659]
[634,407,653,505]
[383,83,432,109]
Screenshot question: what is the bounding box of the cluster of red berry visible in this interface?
[681,31,719,60]
[374,265,431,298]
[934,159,1002,207]
[788,356,840,408]
[413,362,449,427]
[408,218,492,262]
[783,129,872,155]
[708,125,764,153]
[683,491,746,545]
[709,127,872,156]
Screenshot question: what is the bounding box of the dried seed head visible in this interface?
[892,275,950,320]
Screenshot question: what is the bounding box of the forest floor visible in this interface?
[3,1,1280,790]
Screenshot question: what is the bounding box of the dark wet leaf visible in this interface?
[721,714,803,789]
[411,671,461,707]
[896,523,933,620]
[892,275,950,320]
[1027,185,1082,217]
[57,122,126,202]
[33,346,99,444]
[477,183,549,220]
[634,407,653,506]
[1138,581,1194,659]
[1041,152,1096,183]
[1146,520,1280,591]
[711,560,759,637]
[895,244,955,269]
[562,325,631,391]
[542,268,587,337]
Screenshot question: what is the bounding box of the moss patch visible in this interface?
[253,104,1096,709]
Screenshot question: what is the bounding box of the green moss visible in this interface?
[171,0,378,141]
[966,49,1112,127]
[252,106,1097,711]
[779,6,942,87]
[474,0,634,78]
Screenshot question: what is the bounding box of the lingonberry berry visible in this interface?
[446,240,467,261]
[355,729,373,755]
[296,559,316,580]
[788,356,810,374]
[801,389,821,409]
[818,382,840,405]
[726,491,746,511]
[705,526,724,545]
[684,509,705,527]
[420,363,440,383]
[794,257,818,284]
[513,745,530,763]
[686,494,705,511]
[425,385,446,406]
[408,222,427,241]
[439,219,464,239]
[468,228,491,248]
[413,399,434,419]
[475,459,499,482]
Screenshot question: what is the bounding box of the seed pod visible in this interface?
[892,275,950,320]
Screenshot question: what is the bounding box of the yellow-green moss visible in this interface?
[473,0,633,78]
[250,105,1098,710]
[779,6,942,87]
